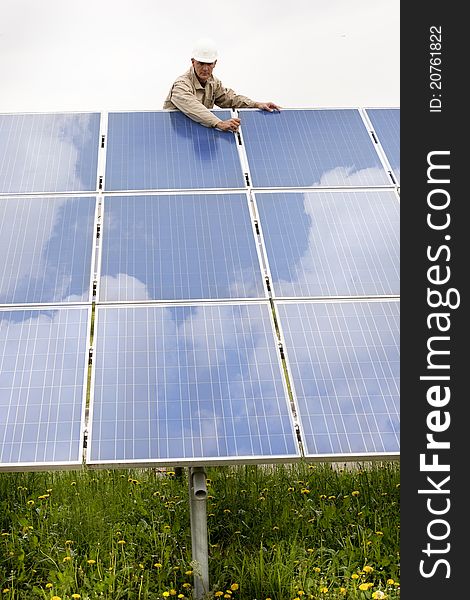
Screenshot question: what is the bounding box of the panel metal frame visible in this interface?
[86,300,301,468]
[0,195,99,308]
[274,297,400,462]
[0,304,92,472]
[95,190,269,304]
[251,187,401,302]
[102,109,248,194]
[236,107,396,191]
[0,111,102,197]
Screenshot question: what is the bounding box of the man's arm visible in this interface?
[214,85,281,112]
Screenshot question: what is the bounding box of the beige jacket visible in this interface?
[163,67,257,128]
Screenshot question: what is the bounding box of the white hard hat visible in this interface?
[192,37,218,63]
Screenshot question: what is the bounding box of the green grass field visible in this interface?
[1,462,400,599]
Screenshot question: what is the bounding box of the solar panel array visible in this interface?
[0,108,399,470]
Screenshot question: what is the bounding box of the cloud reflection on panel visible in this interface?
[239,109,392,188]
[277,301,399,457]
[256,190,399,298]
[0,113,100,194]
[89,304,299,464]
[99,194,265,302]
[0,309,88,467]
[0,197,95,305]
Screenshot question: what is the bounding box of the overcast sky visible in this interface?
[0,0,399,113]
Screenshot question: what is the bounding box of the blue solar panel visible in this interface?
[0,197,96,305]
[256,190,399,297]
[105,111,246,191]
[239,109,391,188]
[99,193,265,301]
[365,109,400,183]
[89,303,299,465]
[277,300,399,457]
[0,113,100,194]
[0,308,89,469]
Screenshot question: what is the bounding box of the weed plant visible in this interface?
[0,462,400,599]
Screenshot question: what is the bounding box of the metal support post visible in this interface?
[188,466,209,599]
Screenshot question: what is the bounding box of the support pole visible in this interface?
[188,466,209,599]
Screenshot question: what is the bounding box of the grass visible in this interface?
[0,461,400,599]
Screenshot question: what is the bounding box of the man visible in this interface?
[163,37,280,132]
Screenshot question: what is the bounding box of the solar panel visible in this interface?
[239,109,391,188]
[256,190,399,298]
[0,196,96,305]
[88,303,299,465]
[0,113,100,194]
[365,109,400,183]
[99,193,265,302]
[0,307,89,470]
[105,111,246,191]
[277,300,399,457]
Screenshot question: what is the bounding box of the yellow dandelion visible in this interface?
[63,556,72,562]
[351,573,359,580]
[386,579,395,585]
[328,495,336,500]
[301,488,310,494]
[230,583,239,591]
[117,539,126,545]
[372,592,387,599]
[319,494,327,499]
[170,590,177,596]
[178,595,184,599]
[154,562,162,568]
[71,595,81,599]
[359,583,373,591]
[313,567,321,573]
[27,500,35,506]
[87,559,96,565]
[363,565,374,573]
[376,531,384,536]
[224,595,231,599]
[297,591,305,596]
[52,596,62,600]
[70,481,76,486]
[45,583,53,589]
[162,593,170,598]
[65,540,74,545]
[339,588,346,595]
[182,583,191,588]
[215,592,224,597]
[185,570,193,576]
[223,509,231,514]
[288,486,295,492]
[351,490,360,497]
[320,587,328,593]
[3,590,10,595]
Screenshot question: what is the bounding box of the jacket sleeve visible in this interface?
[169,79,221,128]
[214,83,258,109]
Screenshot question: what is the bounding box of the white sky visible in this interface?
[0,0,399,113]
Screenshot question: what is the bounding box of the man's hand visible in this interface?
[256,102,281,112]
[215,118,241,132]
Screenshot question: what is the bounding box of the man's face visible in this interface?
[192,59,216,83]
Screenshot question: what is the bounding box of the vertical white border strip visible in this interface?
[232,108,254,189]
